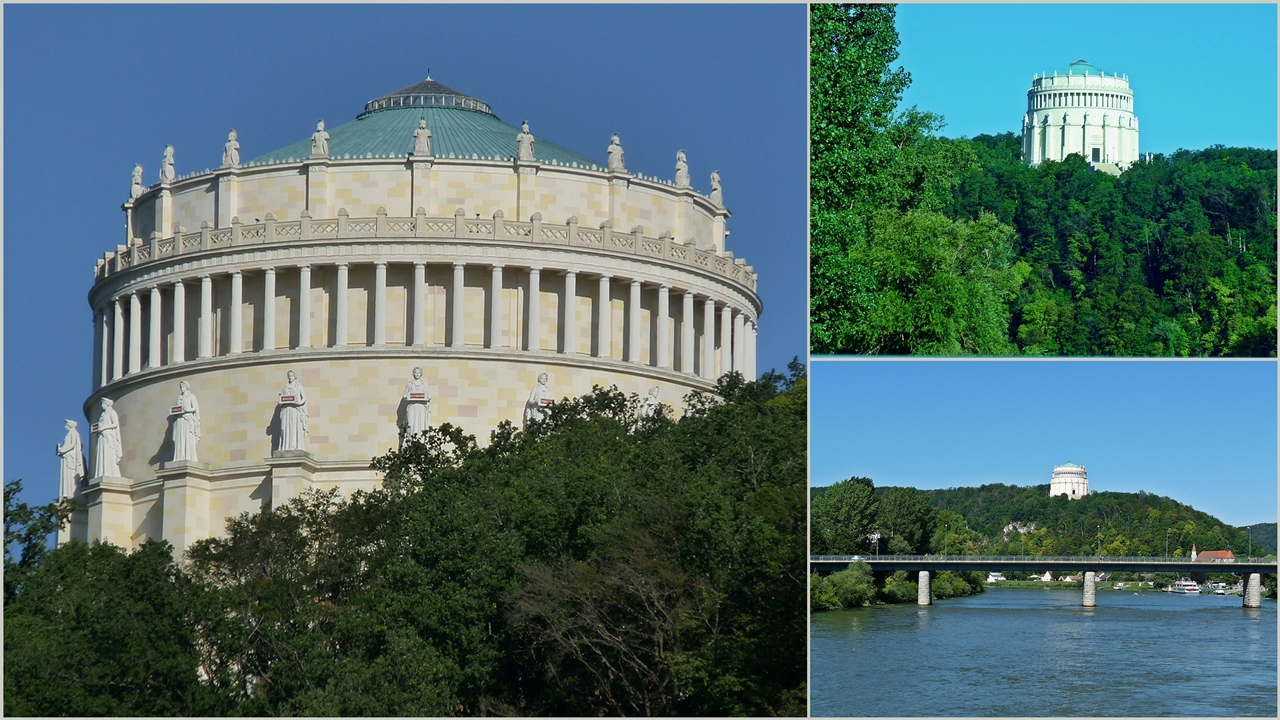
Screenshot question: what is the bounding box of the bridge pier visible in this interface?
[1082,571,1096,607]
[917,570,931,605]
[1244,573,1262,608]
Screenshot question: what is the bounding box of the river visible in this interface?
[810,586,1277,716]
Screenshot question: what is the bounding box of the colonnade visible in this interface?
[93,261,758,388]
[1032,92,1131,111]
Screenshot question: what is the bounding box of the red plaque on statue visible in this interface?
[539,398,554,406]
[409,393,426,400]
[280,395,296,403]
[91,423,100,432]
[170,406,183,415]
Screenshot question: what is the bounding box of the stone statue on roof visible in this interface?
[130,164,145,200]
[606,133,625,172]
[709,170,723,207]
[311,119,330,159]
[674,150,690,189]
[524,372,554,427]
[638,386,661,419]
[517,120,535,162]
[160,145,175,184]
[222,129,240,168]
[413,117,433,156]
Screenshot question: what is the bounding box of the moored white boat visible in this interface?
[1170,577,1201,594]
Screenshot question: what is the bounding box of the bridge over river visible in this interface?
[810,555,1278,608]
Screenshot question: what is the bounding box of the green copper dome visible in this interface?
[1055,59,1107,77]
[249,78,602,169]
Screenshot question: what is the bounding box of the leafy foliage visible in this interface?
[810,565,984,610]
[809,5,1277,356]
[944,137,1277,356]
[5,372,807,717]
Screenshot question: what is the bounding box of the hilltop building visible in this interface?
[1023,59,1139,174]
[68,77,761,552]
[1049,462,1088,499]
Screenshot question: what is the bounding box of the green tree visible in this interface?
[811,477,879,554]
[876,486,937,554]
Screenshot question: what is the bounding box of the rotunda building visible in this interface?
[1022,59,1139,172]
[1049,462,1088,500]
[72,77,761,552]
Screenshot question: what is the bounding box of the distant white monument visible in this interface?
[1049,462,1088,499]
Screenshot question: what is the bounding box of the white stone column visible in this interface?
[701,298,715,380]
[918,571,932,606]
[1082,571,1097,607]
[229,271,243,354]
[488,264,503,349]
[261,268,275,351]
[657,285,671,369]
[719,305,732,377]
[373,261,387,347]
[112,298,124,381]
[527,267,541,352]
[681,291,695,374]
[148,286,162,368]
[172,280,185,363]
[733,310,745,374]
[1244,573,1262,608]
[334,263,348,347]
[597,275,612,358]
[747,320,758,379]
[198,275,213,358]
[450,262,465,347]
[297,265,312,349]
[627,280,642,362]
[128,291,142,374]
[94,309,106,388]
[563,270,578,354]
[412,262,426,347]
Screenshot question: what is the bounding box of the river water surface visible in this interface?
[811,587,1276,716]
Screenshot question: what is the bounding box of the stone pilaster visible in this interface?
[266,450,318,511]
[157,461,213,555]
[627,280,641,362]
[450,263,465,347]
[262,268,275,351]
[374,262,387,347]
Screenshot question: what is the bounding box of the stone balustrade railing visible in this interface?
[97,208,756,293]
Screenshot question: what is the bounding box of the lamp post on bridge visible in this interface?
[944,523,949,560]
[1165,528,1171,560]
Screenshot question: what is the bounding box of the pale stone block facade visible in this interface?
[75,78,762,553]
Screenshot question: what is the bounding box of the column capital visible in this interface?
[374,260,387,268]
[298,264,311,271]
[452,261,465,269]
[491,263,504,270]
[413,260,425,268]
[199,274,212,280]
[172,277,185,286]
[230,270,242,278]
[336,261,349,269]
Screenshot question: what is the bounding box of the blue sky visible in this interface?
[897,3,1278,152]
[810,360,1278,528]
[3,4,807,507]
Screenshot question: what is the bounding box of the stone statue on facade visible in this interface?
[171,381,201,462]
[638,386,661,419]
[517,120,536,162]
[709,170,723,207]
[222,129,240,168]
[606,133,625,172]
[130,164,145,200]
[160,145,176,184]
[276,370,309,451]
[674,150,690,189]
[401,366,432,446]
[91,398,122,478]
[523,372,554,426]
[413,117,433,156]
[311,120,330,159]
[56,420,85,499]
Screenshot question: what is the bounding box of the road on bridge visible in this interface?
[810,554,1279,575]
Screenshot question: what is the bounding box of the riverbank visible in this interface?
[812,563,984,610]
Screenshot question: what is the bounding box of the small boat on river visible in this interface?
[1170,577,1201,594]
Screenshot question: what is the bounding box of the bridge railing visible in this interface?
[810,554,1276,565]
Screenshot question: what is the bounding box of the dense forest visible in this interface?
[5,370,808,717]
[810,3,1277,356]
[811,479,1277,561]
